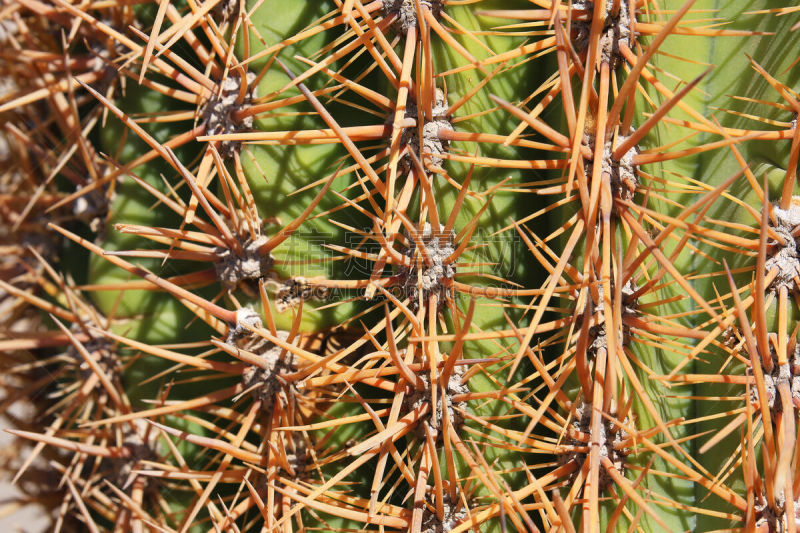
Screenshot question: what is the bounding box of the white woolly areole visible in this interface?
[405,363,469,438]
[214,235,272,289]
[562,400,628,491]
[240,330,295,404]
[399,222,456,311]
[755,493,800,533]
[381,0,443,32]
[584,280,638,356]
[72,177,111,234]
[401,88,453,172]
[584,130,639,205]
[212,0,239,24]
[766,199,800,292]
[276,277,329,311]
[201,71,257,159]
[116,419,158,490]
[227,307,263,345]
[571,0,633,67]
[749,340,800,413]
[421,491,468,533]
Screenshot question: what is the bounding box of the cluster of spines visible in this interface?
[1,1,800,532]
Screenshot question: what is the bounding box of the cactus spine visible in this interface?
[1,0,799,531]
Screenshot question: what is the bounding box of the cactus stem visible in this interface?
[276,59,387,197]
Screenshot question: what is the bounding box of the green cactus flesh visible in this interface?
[2,0,800,532]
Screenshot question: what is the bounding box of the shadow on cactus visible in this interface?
[3,0,800,532]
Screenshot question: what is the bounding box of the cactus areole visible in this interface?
[3,1,800,532]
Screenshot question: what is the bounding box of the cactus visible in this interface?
[1,0,800,531]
